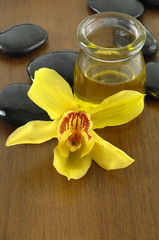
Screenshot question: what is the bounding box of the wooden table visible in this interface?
[0,1,159,239]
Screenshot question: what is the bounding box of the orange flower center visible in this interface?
[59,111,92,150]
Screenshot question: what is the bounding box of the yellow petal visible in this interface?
[6,119,59,146]
[91,130,134,170]
[28,68,78,120]
[90,90,145,129]
[53,146,92,180]
[80,131,94,158]
[58,130,72,157]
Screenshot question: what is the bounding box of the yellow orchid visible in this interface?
[6,68,145,180]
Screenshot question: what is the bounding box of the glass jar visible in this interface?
[74,12,146,108]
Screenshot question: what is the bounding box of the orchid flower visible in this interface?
[6,68,145,180]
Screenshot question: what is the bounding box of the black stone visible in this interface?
[140,0,159,5]
[27,50,78,87]
[142,26,158,58]
[87,0,144,18]
[0,84,51,126]
[0,23,48,55]
[146,61,159,99]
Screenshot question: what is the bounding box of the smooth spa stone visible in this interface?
[142,26,158,58]
[145,61,159,99]
[0,84,51,126]
[27,50,78,87]
[87,0,144,18]
[0,23,48,55]
[140,0,159,5]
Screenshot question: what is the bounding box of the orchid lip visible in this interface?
[58,111,93,150]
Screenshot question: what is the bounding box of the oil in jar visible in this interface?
[74,26,146,108]
[74,61,146,108]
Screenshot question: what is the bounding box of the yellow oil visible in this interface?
[74,61,146,109]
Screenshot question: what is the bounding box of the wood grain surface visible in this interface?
[0,1,159,240]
